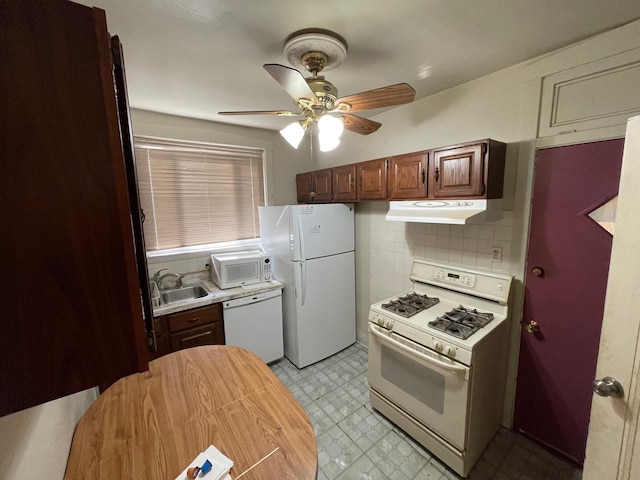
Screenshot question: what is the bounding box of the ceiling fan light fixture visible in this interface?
[318,114,344,139]
[280,121,306,149]
[318,131,341,152]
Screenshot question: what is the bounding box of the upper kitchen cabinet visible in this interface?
[296,168,333,203]
[388,152,428,199]
[357,158,388,200]
[538,49,640,139]
[332,164,358,201]
[1,0,150,415]
[428,140,506,199]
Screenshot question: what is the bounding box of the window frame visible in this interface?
[133,135,268,257]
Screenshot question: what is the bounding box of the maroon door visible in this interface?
[513,139,624,463]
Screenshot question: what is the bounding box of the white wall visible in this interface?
[0,389,98,479]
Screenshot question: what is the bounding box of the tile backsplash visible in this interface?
[365,202,515,302]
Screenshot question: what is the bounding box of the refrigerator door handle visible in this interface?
[300,261,307,306]
[297,214,306,261]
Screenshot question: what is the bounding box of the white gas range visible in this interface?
[368,259,512,478]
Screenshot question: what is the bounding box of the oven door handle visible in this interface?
[369,324,468,375]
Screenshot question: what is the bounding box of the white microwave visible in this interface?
[210,251,271,289]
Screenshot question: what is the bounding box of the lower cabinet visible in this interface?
[151,303,224,360]
[170,324,225,351]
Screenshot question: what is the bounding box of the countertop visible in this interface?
[64,345,318,480]
[152,277,283,316]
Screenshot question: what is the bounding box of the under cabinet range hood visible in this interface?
[385,199,503,224]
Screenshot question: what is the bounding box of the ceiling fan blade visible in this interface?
[339,113,382,135]
[264,64,319,104]
[218,110,302,116]
[334,83,416,113]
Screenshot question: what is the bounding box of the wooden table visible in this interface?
[64,346,317,479]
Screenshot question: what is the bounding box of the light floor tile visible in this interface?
[269,343,582,480]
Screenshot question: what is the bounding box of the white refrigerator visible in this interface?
[259,203,356,368]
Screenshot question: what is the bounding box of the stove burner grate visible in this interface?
[382,292,439,318]
[429,305,494,339]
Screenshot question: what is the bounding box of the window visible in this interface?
[134,136,265,251]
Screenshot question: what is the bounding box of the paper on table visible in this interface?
[175,445,233,480]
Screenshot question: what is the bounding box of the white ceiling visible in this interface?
[80,0,640,132]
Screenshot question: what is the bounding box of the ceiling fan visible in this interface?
[218,30,416,151]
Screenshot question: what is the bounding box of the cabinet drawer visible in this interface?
[167,305,222,333]
[170,323,225,351]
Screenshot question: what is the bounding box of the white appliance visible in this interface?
[259,203,356,368]
[368,260,512,477]
[386,199,503,224]
[210,251,271,289]
[223,289,284,363]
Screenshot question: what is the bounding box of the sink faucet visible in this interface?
[153,268,182,290]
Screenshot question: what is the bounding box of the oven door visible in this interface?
[368,324,470,449]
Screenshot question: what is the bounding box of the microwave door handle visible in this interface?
[297,214,306,261]
[369,325,468,375]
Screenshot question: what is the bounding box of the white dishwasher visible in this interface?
[222,289,284,363]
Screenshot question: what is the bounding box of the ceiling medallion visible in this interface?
[283,30,348,73]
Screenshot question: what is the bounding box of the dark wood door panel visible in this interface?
[1,0,148,415]
[389,152,427,199]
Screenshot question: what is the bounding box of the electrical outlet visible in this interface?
[491,246,503,263]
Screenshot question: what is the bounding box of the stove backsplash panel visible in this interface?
[363,202,514,302]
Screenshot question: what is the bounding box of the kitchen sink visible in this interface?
[160,285,212,305]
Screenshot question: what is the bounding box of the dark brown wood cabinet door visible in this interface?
[313,168,333,202]
[357,159,388,200]
[167,305,222,333]
[170,322,225,351]
[389,152,428,199]
[430,143,485,198]
[333,164,358,201]
[1,0,148,415]
[296,172,313,203]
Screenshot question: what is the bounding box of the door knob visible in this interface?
[593,377,624,398]
[531,267,544,277]
[525,320,540,334]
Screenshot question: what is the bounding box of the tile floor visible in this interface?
[269,342,583,480]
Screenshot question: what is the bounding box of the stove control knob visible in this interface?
[385,319,394,329]
[434,340,443,352]
[445,346,456,357]
[377,316,384,326]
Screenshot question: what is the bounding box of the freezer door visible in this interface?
[292,251,356,368]
[290,204,354,261]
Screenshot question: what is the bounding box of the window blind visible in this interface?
[134,136,265,251]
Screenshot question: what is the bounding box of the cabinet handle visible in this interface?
[434,166,439,183]
[421,169,426,185]
[188,317,199,323]
[181,330,213,343]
